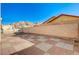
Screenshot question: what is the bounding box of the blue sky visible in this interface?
[1,3,79,25]
[0,4,1,17]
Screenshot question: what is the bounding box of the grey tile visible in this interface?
[27,39,35,42]
[56,42,73,50]
[37,36,46,39]
[50,38,61,42]
[37,38,47,42]
[36,43,52,52]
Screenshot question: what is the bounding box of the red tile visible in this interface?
[46,40,57,45]
[74,45,79,53]
[12,46,45,55]
[74,41,79,53]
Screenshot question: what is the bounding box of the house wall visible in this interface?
[49,16,79,24]
[25,23,79,39]
[2,25,15,33]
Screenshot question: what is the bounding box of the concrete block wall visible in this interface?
[25,23,79,39]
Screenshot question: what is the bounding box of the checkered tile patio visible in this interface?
[11,33,79,55]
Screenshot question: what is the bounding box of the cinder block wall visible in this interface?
[25,23,79,39]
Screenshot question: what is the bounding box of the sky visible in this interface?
[1,3,79,25]
[0,4,1,17]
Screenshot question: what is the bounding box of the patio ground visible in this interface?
[1,33,79,55]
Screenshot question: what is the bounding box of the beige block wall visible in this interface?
[25,23,79,39]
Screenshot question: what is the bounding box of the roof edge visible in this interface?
[44,14,79,24]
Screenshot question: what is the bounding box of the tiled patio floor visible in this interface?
[0,33,34,55]
[11,33,79,55]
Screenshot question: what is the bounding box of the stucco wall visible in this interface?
[48,16,79,24]
[25,23,79,39]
